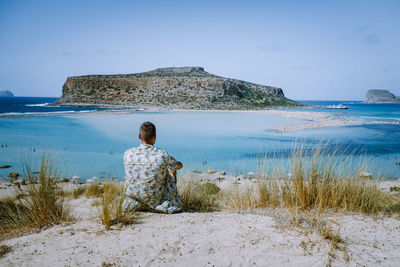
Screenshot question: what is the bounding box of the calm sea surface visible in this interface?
[0,97,399,180]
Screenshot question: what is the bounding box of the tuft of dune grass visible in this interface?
[0,154,70,240]
[178,181,221,212]
[0,244,12,258]
[97,181,140,230]
[64,181,140,230]
[71,186,86,199]
[222,143,397,215]
[85,182,104,198]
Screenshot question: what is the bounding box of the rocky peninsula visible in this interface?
[365,89,400,103]
[54,67,300,110]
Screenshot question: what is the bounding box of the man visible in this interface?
[122,121,183,213]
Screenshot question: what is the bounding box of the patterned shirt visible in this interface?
[122,144,183,213]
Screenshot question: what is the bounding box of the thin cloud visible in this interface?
[363,33,380,44]
[60,51,86,56]
[337,25,370,40]
[338,26,380,45]
[256,42,286,50]
[340,75,356,80]
[94,49,119,55]
[291,66,310,71]
[9,70,32,76]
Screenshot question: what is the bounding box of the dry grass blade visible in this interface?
[178,181,221,212]
[226,142,396,215]
[71,186,86,199]
[0,245,12,258]
[0,154,70,240]
[97,181,140,230]
[85,182,103,198]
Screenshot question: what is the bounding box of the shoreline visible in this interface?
[2,106,399,133]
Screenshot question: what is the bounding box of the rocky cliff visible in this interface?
[0,90,14,97]
[365,89,400,103]
[54,67,300,109]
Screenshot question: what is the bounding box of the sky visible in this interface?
[0,0,399,100]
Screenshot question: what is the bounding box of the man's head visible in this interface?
[139,121,156,145]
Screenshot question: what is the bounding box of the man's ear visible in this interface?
[138,134,141,140]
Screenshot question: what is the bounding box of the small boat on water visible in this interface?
[326,104,349,109]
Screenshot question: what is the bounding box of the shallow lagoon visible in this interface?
[1,111,400,180]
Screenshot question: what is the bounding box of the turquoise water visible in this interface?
[0,97,112,115]
[0,98,399,180]
[296,100,400,122]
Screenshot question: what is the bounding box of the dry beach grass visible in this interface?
[0,155,70,241]
[0,146,399,265]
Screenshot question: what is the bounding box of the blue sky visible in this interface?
[0,0,399,100]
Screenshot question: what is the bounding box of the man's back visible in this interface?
[123,143,182,213]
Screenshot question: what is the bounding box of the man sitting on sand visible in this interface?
[122,121,184,213]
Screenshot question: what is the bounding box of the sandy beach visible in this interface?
[1,177,400,266]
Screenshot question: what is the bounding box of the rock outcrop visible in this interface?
[365,89,400,103]
[0,90,14,97]
[54,67,300,109]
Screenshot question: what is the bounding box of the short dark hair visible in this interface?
[139,121,156,142]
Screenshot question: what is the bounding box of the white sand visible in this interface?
[3,106,398,134]
[1,180,400,266]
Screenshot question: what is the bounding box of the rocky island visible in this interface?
[0,90,14,97]
[365,89,400,103]
[54,67,300,110]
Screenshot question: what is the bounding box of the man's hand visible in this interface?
[169,161,183,184]
[177,161,183,170]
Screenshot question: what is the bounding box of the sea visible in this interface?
[1,97,399,181]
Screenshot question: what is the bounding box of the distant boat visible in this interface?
[326,104,348,109]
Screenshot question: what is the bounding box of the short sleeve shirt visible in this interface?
[123,144,183,213]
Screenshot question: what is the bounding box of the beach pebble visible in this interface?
[247,172,255,178]
[220,170,226,175]
[15,179,26,185]
[237,175,245,180]
[8,172,19,179]
[359,172,372,179]
[390,186,400,192]
[207,169,217,174]
[379,182,394,192]
[86,178,95,183]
